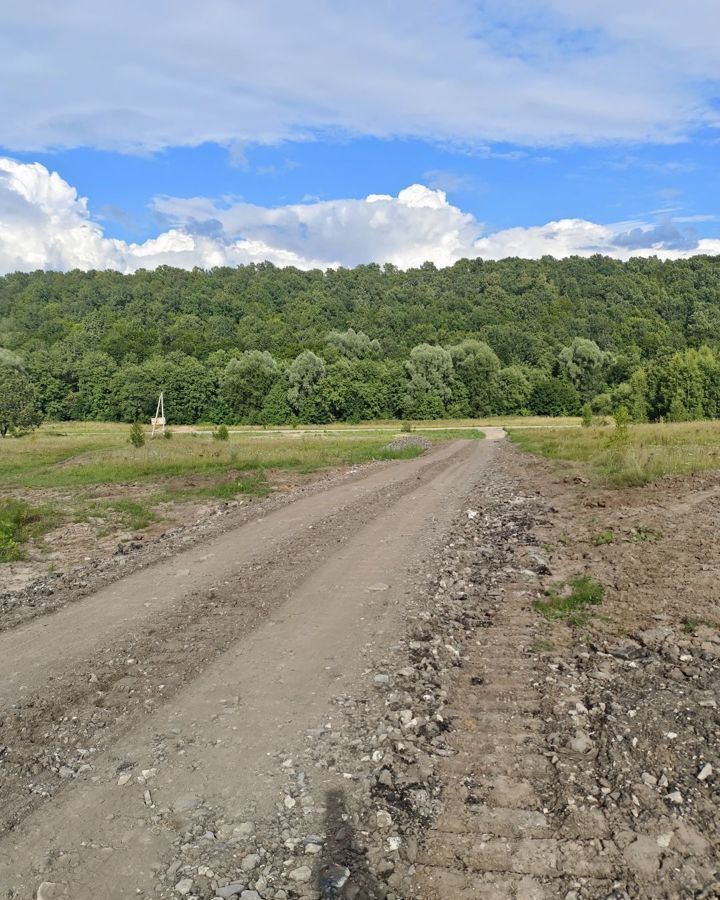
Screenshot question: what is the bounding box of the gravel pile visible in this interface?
[384,436,431,452]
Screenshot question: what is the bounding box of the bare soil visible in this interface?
[0,467,325,595]
[416,447,720,900]
[0,431,718,900]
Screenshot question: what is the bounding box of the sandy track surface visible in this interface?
[0,434,502,899]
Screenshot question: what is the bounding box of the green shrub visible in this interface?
[213,424,229,441]
[129,422,145,447]
[529,378,581,416]
[608,405,630,446]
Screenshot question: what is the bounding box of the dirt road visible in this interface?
[3,429,717,900]
[0,433,503,899]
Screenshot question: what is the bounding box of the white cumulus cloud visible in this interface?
[152,184,479,269]
[0,158,717,275]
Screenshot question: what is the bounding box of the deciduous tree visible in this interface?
[0,368,42,436]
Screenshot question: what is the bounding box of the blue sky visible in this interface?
[0,0,719,271]
[13,137,719,245]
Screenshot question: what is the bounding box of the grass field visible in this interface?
[0,428,426,490]
[509,420,720,487]
[0,420,490,563]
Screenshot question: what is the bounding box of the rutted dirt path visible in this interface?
[0,439,472,705]
[1,430,718,900]
[0,434,502,899]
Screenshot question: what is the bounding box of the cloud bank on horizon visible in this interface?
[1,158,718,274]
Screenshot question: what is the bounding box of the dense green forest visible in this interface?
[2,255,720,425]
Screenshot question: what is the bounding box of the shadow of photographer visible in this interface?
[317,788,386,899]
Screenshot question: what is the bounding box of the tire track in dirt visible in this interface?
[415,585,621,899]
[0,440,468,707]
[0,441,476,835]
[0,437,500,900]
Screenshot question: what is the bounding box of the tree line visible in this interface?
[1,255,720,426]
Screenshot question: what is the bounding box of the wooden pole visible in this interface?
[151,392,165,437]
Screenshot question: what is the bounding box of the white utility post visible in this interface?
[151,392,166,436]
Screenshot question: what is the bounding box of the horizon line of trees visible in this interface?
[3,330,720,427]
[2,256,720,426]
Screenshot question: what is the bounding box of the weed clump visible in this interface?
[534,575,605,625]
[631,524,661,542]
[591,529,615,545]
[0,500,55,562]
[213,424,229,441]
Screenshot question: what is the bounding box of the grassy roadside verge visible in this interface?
[0,423,483,563]
[0,500,59,562]
[508,420,720,487]
[0,434,427,490]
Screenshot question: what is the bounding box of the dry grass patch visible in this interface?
[509,420,720,486]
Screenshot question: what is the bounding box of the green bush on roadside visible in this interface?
[129,422,145,448]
